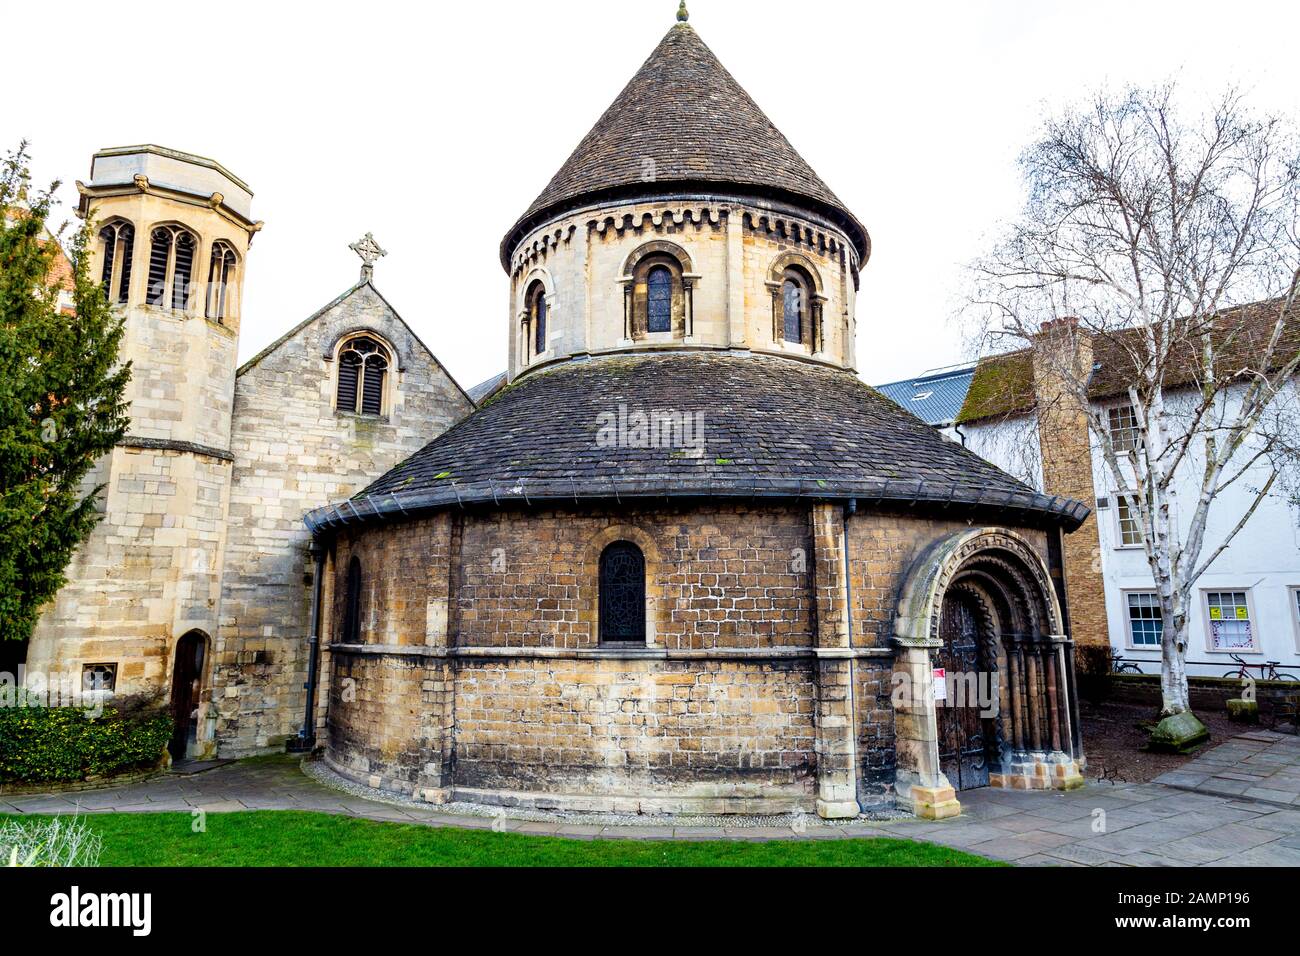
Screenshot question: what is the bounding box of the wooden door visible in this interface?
[936,594,990,790]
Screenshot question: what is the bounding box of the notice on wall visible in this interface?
[933,668,947,702]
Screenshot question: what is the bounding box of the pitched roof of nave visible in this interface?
[499,18,870,269]
[305,351,1089,535]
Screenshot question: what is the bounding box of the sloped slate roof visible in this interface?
[956,298,1300,424]
[500,23,870,268]
[875,366,976,427]
[468,370,508,405]
[305,353,1087,534]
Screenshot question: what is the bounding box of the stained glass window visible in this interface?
[783,278,803,343]
[599,542,646,644]
[533,288,547,354]
[647,266,672,333]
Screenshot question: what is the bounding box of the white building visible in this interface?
[878,319,1300,680]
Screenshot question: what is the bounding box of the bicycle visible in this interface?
[1111,652,1144,675]
[1222,653,1299,683]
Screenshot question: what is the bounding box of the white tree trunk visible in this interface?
[1160,619,1191,716]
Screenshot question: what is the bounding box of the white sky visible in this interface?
[8,0,1300,391]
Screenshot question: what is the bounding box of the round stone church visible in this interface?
[305,9,1090,818]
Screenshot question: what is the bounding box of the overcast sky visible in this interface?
[8,0,1300,391]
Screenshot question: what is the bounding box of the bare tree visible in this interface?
[966,84,1300,719]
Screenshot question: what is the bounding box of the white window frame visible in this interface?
[1289,586,1300,654]
[1200,587,1261,654]
[1107,402,1142,454]
[1113,491,1144,550]
[1121,590,1164,650]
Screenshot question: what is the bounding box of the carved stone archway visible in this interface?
[893,529,1084,819]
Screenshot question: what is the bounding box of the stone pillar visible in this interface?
[724,209,745,347]
[415,513,457,804]
[809,503,860,819]
[891,642,960,819]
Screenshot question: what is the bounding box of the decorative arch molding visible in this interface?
[766,251,826,295]
[620,239,695,277]
[519,266,557,304]
[322,326,405,372]
[894,528,1063,649]
[892,528,1083,816]
[579,524,665,648]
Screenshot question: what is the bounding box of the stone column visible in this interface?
[891,641,960,819]
[809,503,860,819]
[415,513,457,804]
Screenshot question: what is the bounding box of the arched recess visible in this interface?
[580,524,665,648]
[619,240,699,340]
[517,267,556,364]
[892,529,1082,816]
[765,251,828,352]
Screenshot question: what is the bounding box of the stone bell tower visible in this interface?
[26,146,262,756]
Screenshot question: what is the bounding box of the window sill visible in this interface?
[1203,647,1262,655]
[335,411,390,423]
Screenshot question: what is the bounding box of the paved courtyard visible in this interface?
[3,730,1299,865]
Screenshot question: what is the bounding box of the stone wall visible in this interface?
[506,197,859,379]
[212,283,473,754]
[321,501,1071,814]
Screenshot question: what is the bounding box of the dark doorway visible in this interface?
[936,593,990,790]
[169,631,207,761]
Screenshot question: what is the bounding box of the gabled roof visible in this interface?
[468,371,508,406]
[875,365,976,427]
[236,278,475,408]
[956,298,1300,425]
[500,22,869,269]
[304,352,1088,535]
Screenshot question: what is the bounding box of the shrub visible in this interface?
[1,816,102,866]
[0,693,172,785]
[1076,644,1115,707]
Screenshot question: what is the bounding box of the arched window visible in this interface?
[97,220,134,304]
[336,335,391,415]
[529,282,548,356]
[599,541,646,645]
[342,557,363,644]
[646,266,672,333]
[782,271,808,344]
[205,240,238,323]
[146,224,198,311]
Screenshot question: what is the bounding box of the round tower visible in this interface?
[27,146,262,760]
[501,16,870,381]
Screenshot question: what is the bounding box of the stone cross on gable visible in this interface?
[349,232,387,281]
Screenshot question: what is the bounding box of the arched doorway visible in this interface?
[936,591,991,790]
[169,631,207,761]
[893,529,1085,817]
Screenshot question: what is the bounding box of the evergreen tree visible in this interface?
[0,143,130,646]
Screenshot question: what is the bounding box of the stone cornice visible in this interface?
[118,436,235,462]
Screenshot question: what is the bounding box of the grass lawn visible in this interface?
[1,811,1000,867]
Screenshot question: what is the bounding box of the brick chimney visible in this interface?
[1032,318,1109,647]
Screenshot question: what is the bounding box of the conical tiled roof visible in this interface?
[500,22,870,268]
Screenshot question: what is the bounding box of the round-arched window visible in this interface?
[599,541,646,644]
[337,336,391,415]
[646,266,673,333]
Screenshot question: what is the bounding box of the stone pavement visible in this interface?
[3,732,1300,865]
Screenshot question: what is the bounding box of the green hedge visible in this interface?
[0,696,172,784]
